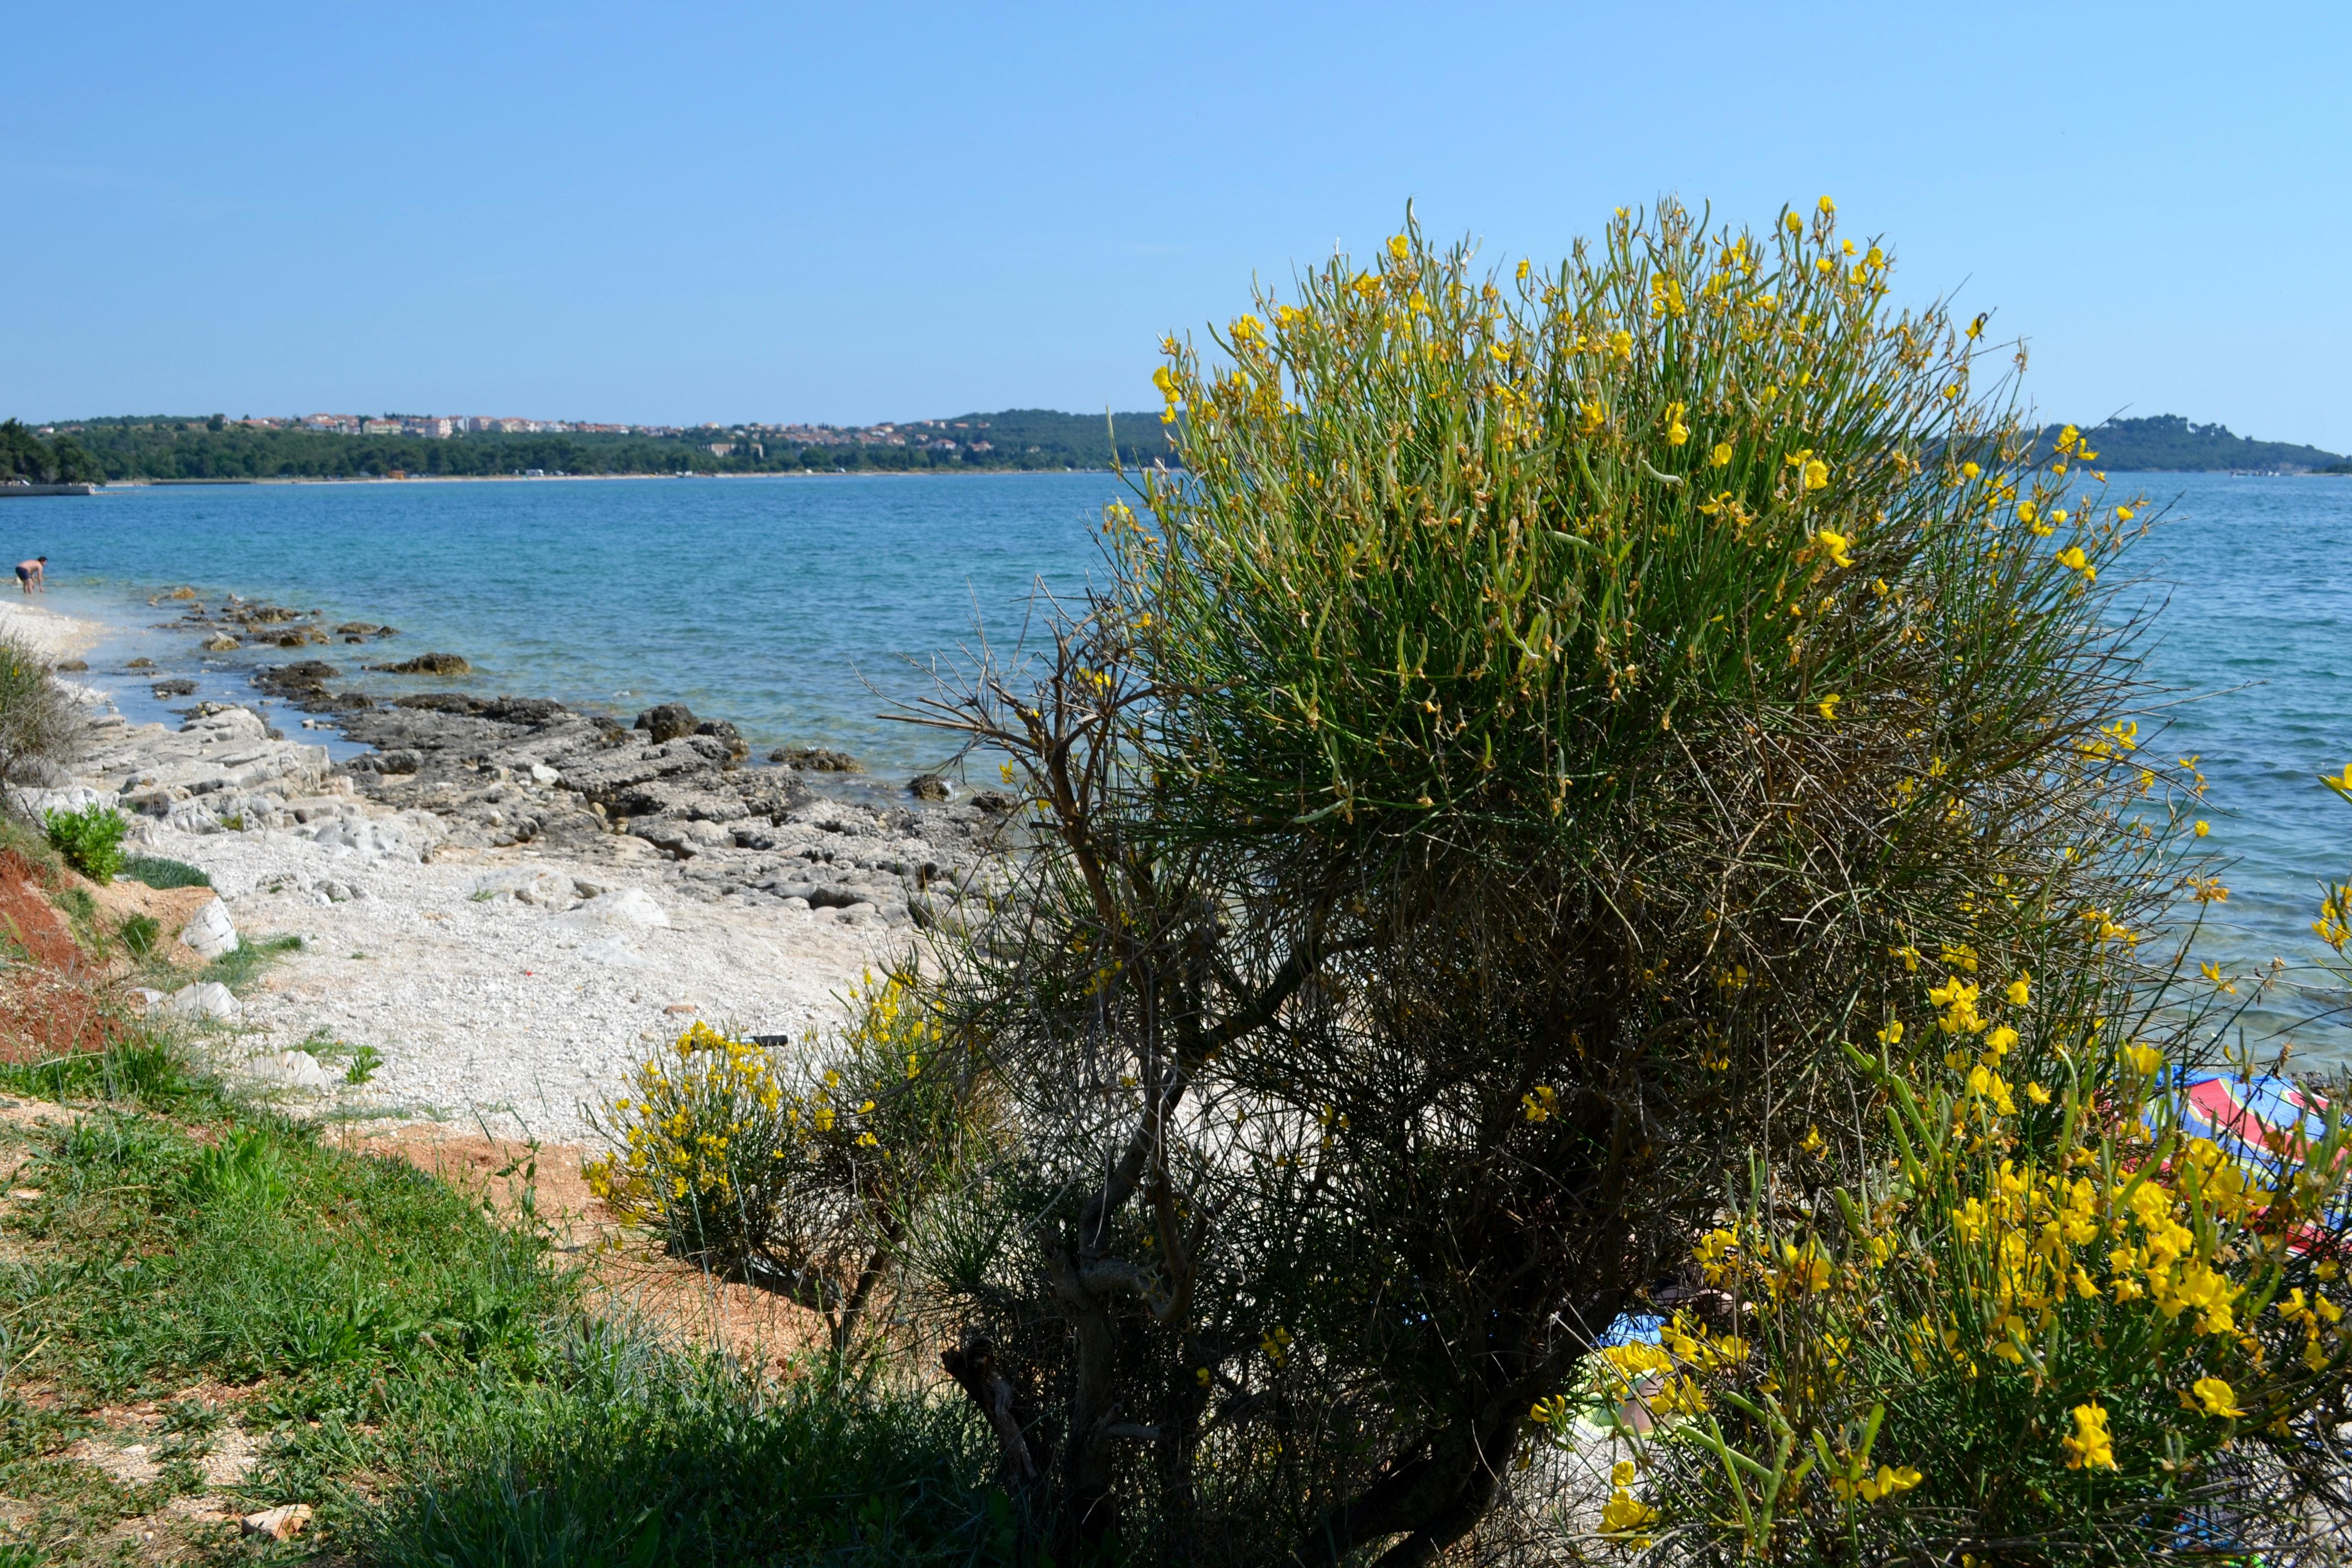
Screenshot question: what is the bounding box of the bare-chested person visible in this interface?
[13,556,43,595]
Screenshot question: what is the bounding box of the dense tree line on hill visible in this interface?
[30,409,1178,482]
[2037,414,2347,472]
[0,420,103,484]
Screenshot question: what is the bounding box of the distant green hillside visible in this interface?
[2036,415,2346,473]
[0,419,102,484]
[36,409,1177,482]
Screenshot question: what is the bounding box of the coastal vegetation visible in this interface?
[2033,413,2346,473]
[0,633,79,795]
[26,408,1174,482]
[5,198,2350,1568]
[574,200,2352,1564]
[26,407,2350,484]
[0,778,1002,1564]
[0,419,102,485]
[42,802,129,883]
[0,1038,1000,1567]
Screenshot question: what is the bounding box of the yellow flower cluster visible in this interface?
[583,1019,792,1223]
[582,972,954,1266]
[1129,193,2066,832]
[1677,962,2352,1516]
[1598,1459,1659,1544]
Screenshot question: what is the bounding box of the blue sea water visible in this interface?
[19,473,1121,770]
[7,469,2348,1059]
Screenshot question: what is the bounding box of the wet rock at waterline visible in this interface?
[634,703,699,744]
[384,652,471,676]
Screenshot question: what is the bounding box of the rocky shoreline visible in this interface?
[132,591,1018,926]
[20,591,1021,1141]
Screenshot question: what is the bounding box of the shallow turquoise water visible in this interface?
[2112,473,2352,1060]
[7,469,2347,1058]
[18,473,1119,769]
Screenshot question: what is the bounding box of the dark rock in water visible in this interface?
[483,695,567,725]
[253,660,343,703]
[969,789,1019,814]
[333,622,383,636]
[694,718,750,761]
[908,774,951,801]
[770,746,862,772]
[388,652,470,676]
[127,658,155,670]
[635,703,699,744]
[55,659,88,672]
[394,692,486,715]
[150,678,200,697]
[274,627,331,647]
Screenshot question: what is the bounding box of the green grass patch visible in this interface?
[367,1349,1004,1568]
[119,854,212,890]
[0,1033,216,1114]
[197,932,302,991]
[0,1043,999,1565]
[117,912,161,957]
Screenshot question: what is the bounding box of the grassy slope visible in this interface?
[0,1045,1001,1566]
[0,843,1001,1568]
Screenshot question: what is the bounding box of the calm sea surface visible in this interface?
[9,470,2348,1059]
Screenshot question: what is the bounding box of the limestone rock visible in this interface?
[165,981,240,1019]
[181,897,239,960]
[241,1504,313,1540]
[694,718,749,761]
[257,1050,333,1090]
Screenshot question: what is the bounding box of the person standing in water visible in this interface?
[13,556,44,595]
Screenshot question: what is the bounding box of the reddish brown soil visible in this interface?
[0,849,128,1062]
[0,849,84,970]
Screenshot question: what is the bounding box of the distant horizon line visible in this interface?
[19,406,1164,436]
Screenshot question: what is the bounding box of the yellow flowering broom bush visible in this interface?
[585,971,990,1350]
[1575,958,2352,1564]
[896,197,2209,1564]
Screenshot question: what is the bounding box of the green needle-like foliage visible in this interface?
[895,199,2198,1567]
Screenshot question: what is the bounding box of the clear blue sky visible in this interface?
[8,2,2346,449]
